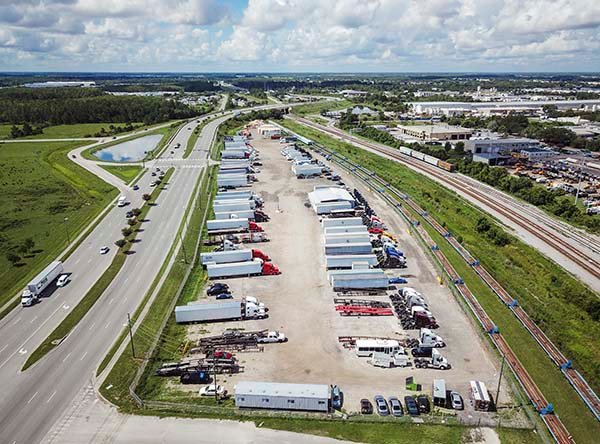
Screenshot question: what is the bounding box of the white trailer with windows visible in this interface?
[234,381,331,412]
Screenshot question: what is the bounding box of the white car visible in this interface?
[56,274,69,287]
[100,246,110,255]
[199,384,225,397]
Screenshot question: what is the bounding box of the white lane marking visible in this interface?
[87,257,93,264]
[105,321,111,329]
[27,391,38,404]
[74,257,81,265]
[124,277,129,284]
[30,316,38,324]
[0,344,8,353]
[47,391,56,403]
[62,352,72,363]
[89,322,96,331]
[80,351,88,361]
[108,298,113,305]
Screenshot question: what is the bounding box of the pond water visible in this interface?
[94,134,162,162]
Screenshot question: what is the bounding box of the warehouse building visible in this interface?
[257,124,281,139]
[517,148,556,161]
[234,381,332,412]
[412,99,600,116]
[396,124,472,141]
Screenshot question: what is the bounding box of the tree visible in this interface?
[6,252,21,266]
[10,125,20,138]
[121,227,133,237]
[127,217,137,227]
[131,208,142,216]
[454,141,465,153]
[142,194,151,201]
[114,239,127,248]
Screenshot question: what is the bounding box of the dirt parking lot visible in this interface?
[185,132,518,420]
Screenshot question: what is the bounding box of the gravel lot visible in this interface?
[185,132,521,423]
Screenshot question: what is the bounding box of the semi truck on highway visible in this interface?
[175,298,267,323]
[206,258,280,278]
[21,260,64,307]
[200,249,270,265]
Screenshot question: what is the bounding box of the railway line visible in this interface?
[275,121,600,442]
[289,116,600,284]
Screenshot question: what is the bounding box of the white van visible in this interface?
[117,196,128,207]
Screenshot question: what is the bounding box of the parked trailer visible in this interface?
[206,259,280,279]
[201,249,269,265]
[21,260,64,306]
[217,176,248,188]
[331,274,390,290]
[324,226,368,235]
[314,202,354,215]
[221,150,249,159]
[325,242,372,255]
[214,210,255,220]
[292,164,322,178]
[326,254,379,269]
[218,168,250,176]
[175,299,266,323]
[207,218,248,232]
[213,200,255,211]
[328,268,386,283]
[324,233,371,245]
[321,217,364,228]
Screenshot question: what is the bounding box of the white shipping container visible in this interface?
[326,254,378,269]
[206,259,263,278]
[200,249,253,265]
[321,217,363,228]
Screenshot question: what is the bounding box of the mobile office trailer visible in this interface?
[207,218,249,232]
[324,233,371,245]
[200,249,253,265]
[324,242,372,255]
[21,260,64,306]
[234,381,331,413]
[325,254,378,269]
[321,217,363,228]
[323,226,368,235]
[214,210,255,220]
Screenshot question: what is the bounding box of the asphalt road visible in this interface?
[0,103,296,444]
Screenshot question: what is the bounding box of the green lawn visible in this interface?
[280,119,600,444]
[0,140,117,310]
[0,123,145,140]
[100,165,143,184]
[292,99,352,116]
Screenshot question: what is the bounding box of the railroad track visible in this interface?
[291,116,600,282]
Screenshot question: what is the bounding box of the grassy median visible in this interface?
[99,164,144,184]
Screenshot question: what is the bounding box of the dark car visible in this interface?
[215,293,233,300]
[416,395,430,414]
[126,211,134,218]
[151,172,157,176]
[207,283,229,296]
[360,399,373,414]
[331,385,342,410]
[404,396,419,416]
[180,371,209,384]
[389,396,404,417]
[132,185,140,190]
[374,395,389,416]
[411,346,433,358]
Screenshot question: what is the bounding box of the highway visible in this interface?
[0,103,295,444]
[288,115,600,293]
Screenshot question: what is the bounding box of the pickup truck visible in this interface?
[257,331,287,343]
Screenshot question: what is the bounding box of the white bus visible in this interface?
[355,339,402,357]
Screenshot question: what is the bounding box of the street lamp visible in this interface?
[63,217,70,244]
[142,151,148,169]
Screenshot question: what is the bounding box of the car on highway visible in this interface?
[215,293,233,300]
[199,384,225,397]
[360,398,373,414]
[374,395,389,416]
[389,396,404,417]
[151,172,157,176]
[404,396,419,416]
[56,274,69,287]
[150,181,157,187]
[126,211,134,218]
[132,185,140,191]
[450,392,464,410]
[100,246,110,255]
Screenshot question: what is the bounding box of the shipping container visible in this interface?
[399,146,413,156]
[326,254,378,269]
[412,151,426,161]
[423,155,439,166]
[321,217,364,228]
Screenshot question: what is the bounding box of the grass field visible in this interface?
[292,99,353,116]
[280,119,600,444]
[0,140,117,309]
[0,123,146,140]
[99,164,143,184]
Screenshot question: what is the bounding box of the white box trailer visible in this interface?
[217,176,248,188]
[331,274,390,290]
[324,242,372,255]
[324,233,371,244]
[314,202,353,215]
[216,190,254,199]
[221,150,249,159]
[328,269,386,284]
[200,249,253,265]
[213,201,254,212]
[324,226,368,235]
[207,218,249,232]
[214,210,255,220]
[175,300,266,323]
[224,141,247,149]
[292,164,322,177]
[218,168,250,175]
[206,259,263,278]
[21,260,64,306]
[321,217,364,228]
[326,255,378,269]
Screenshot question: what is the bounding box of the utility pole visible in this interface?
[574,159,584,205]
[212,348,219,404]
[495,355,505,410]
[63,217,70,244]
[127,313,136,359]
[179,232,188,263]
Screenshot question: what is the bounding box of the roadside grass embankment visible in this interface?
[280,119,600,444]
[0,122,145,140]
[99,164,144,184]
[21,168,174,371]
[0,140,117,313]
[292,99,353,117]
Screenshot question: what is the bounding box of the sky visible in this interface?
[0,0,599,73]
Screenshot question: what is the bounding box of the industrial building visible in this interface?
[517,148,556,161]
[396,124,472,141]
[465,137,551,165]
[234,381,332,412]
[257,124,281,139]
[411,99,600,116]
[307,186,356,214]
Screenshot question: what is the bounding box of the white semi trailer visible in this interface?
[175,299,267,323]
[21,260,64,307]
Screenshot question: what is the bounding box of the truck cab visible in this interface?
[244,302,267,319]
[251,249,270,261]
[420,328,445,347]
[21,290,38,307]
[261,262,281,275]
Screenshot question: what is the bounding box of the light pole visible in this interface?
[142,151,148,169]
[63,217,70,244]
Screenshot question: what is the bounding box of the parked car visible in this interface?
[207,283,229,296]
[404,396,419,416]
[199,384,225,396]
[180,371,209,384]
[411,346,433,358]
[151,172,157,176]
[210,350,233,360]
[360,399,373,414]
[389,396,404,417]
[331,385,342,410]
[416,395,430,414]
[56,274,69,287]
[450,392,464,410]
[215,293,233,300]
[100,246,110,255]
[374,395,389,416]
